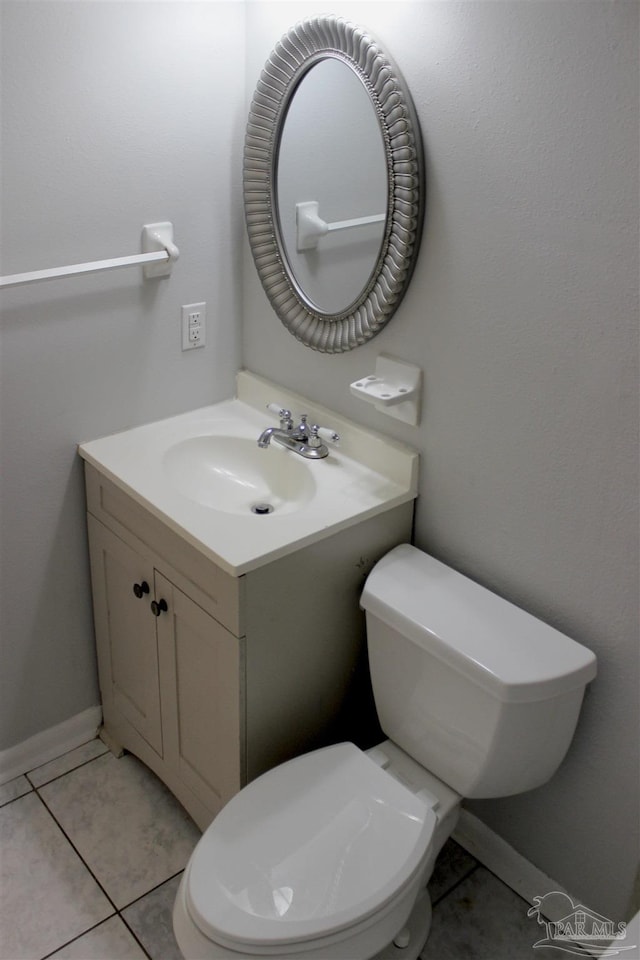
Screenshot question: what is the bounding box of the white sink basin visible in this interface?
[79,372,418,575]
[162,435,316,515]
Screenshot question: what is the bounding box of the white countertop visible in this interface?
[78,371,419,576]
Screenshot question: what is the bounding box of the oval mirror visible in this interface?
[276,57,388,315]
[244,16,425,353]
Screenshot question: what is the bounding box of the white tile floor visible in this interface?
[0,738,543,960]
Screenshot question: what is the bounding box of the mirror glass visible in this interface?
[244,16,424,353]
[276,58,388,315]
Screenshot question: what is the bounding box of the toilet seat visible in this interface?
[184,743,436,953]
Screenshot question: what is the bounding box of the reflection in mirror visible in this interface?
[276,58,388,315]
[244,16,424,353]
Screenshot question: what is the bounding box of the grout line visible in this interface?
[0,779,34,809]
[39,916,117,960]
[39,913,153,960]
[119,870,185,959]
[118,914,153,960]
[31,787,184,959]
[32,789,120,914]
[25,745,109,789]
[120,868,185,911]
[30,788,164,960]
[430,862,480,908]
[11,744,182,960]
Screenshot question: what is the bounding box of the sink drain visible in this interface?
[251,502,274,515]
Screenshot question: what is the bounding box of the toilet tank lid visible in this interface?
[361,545,597,703]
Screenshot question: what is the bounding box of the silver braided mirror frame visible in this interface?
[243,16,425,354]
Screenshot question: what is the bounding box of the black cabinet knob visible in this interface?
[150,598,168,617]
[132,581,150,599]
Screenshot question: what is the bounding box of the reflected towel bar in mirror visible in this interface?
[296,201,386,252]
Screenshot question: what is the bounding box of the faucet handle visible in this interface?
[315,426,340,444]
[309,424,340,449]
[266,402,290,417]
[266,403,293,429]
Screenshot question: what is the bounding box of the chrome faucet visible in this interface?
[257,404,339,460]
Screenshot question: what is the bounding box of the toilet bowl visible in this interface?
[174,741,459,960]
[174,545,597,960]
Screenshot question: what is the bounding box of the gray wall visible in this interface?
[0,2,245,747]
[243,1,639,920]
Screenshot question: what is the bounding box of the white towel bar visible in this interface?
[0,222,179,289]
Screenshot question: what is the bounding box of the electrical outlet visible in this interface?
[181,302,206,350]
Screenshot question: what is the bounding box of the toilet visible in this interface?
[173,544,597,960]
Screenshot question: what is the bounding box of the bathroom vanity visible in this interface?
[80,372,418,829]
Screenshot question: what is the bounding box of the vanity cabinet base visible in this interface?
[85,463,413,830]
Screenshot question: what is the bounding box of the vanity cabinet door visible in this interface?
[155,572,243,818]
[87,517,163,757]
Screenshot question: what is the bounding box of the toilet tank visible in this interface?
[361,545,597,798]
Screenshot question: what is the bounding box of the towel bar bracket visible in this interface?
[141,221,180,279]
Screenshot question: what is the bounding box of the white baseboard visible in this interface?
[453,808,572,908]
[0,706,103,786]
